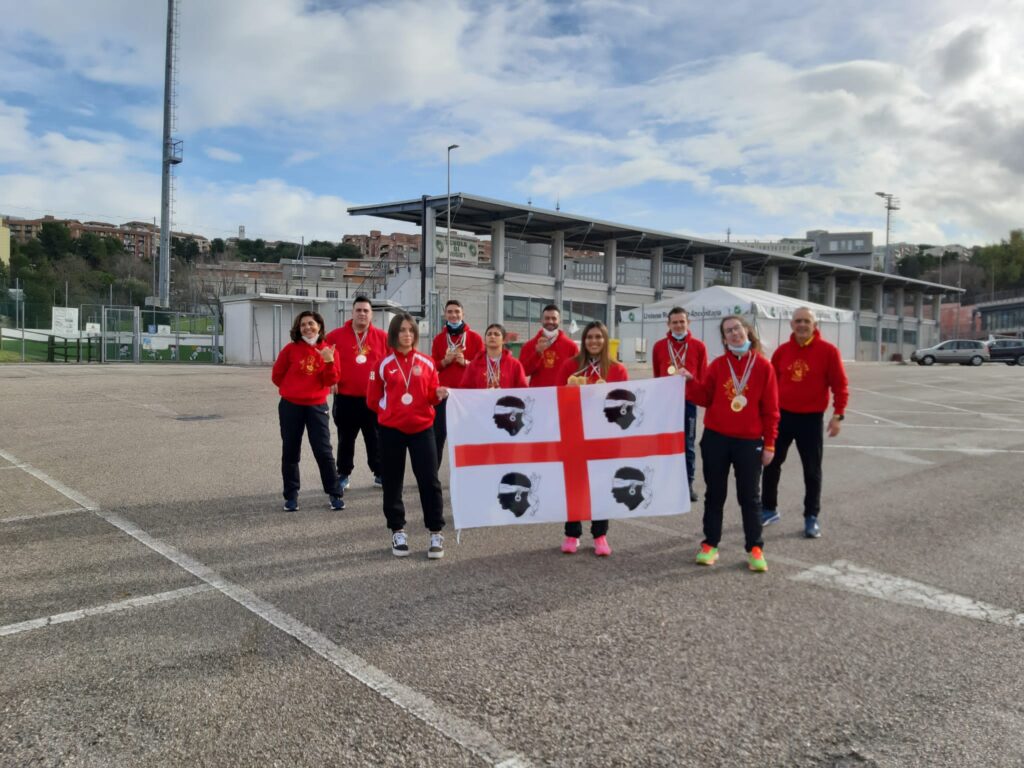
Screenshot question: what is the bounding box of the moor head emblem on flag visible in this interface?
[612,466,653,511]
[603,388,643,430]
[498,472,540,518]
[493,395,534,436]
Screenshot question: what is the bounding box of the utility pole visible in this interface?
[153,0,182,309]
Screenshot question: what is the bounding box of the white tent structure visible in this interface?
[617,286,856,363]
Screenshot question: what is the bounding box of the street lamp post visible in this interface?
[446,143,459,301]
[874,191,900,273]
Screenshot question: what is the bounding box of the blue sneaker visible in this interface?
[804,515,821,538]
[329,495,345,511]
[338,475,351,491]
[373,475,384,488]
[761,508,780,526]
[283,498,298,512]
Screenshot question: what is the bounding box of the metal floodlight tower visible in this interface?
[875,191,900,273]
[155,0,182,308]
[446,143,459,301]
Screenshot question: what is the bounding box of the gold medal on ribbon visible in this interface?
[730,394,748,412]
[595,378,606,384]
[667,365,677,375]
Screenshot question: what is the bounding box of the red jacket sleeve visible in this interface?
[652,339,667,378]
[520,335,542,376]
[431,333,447,370]
[366,363,384,413]
[759,361,780,450]
[459,354,483,389]
[686,362,714,408]
[555,358,575,386]
[608,363,629,382]
[829,346,850,414]
[271,345,290,387]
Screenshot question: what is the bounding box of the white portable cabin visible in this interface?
[220,294,402,365]
[616,285,856,363]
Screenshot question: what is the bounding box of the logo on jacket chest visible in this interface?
[300,355,319,375]
[788,359,810,382]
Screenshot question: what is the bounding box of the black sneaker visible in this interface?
[391,531,410,557]
[283,498,298,512]
[329,495,345,511]
[373,475,384,488]
[689,487,698,503]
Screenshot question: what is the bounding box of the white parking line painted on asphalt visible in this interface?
[0,448,99,511]
[791,560,1024,629]
[0,585,214,638]
[2,508,88,524]
[844,408,909,426]
[830,445,1024,455]
[899,379,1024,406]
[850,387,1021,424]
[841,424,1024,432]
[95,510,535,768]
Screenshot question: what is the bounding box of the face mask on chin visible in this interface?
[446,321,465,334]
[542,327,558,340]
[671,331,688,341]
[302,335,318,346]
[727,341,752,355]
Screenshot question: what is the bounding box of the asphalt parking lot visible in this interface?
[2,361,1023,767]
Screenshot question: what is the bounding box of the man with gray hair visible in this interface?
[761,307,848,538]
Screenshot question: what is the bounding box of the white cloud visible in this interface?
[204,146,243,163]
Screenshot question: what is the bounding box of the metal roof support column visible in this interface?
[914,291,925,321]
[824,275,837,307]
[492,220,506,324]
[730,259,743,287]
[894,286,906,358]
[421,197,437,326]
[765,265,779,294]
[932,295,942,329]
[692,254,704,292]
[798,272,809,300]
[874,284,885,362]
[849,279,862,311]
[652,246,664,301]
[605,239,618,336]
[552,230,565,310]
[894,287,905,317]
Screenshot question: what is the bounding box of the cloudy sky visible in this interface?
[1,0,1021,247]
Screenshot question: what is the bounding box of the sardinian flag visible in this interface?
[446,377,690,529]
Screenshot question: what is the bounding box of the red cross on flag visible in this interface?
[446,377,690,529]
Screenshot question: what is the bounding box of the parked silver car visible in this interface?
[911,339,989,366]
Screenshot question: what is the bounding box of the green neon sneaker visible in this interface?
[695,543,718,566]
[747,546,767,572]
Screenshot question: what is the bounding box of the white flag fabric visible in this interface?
[446,377,690,529]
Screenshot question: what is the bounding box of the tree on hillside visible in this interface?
[38,222,75,261]
[974,229,1024,296]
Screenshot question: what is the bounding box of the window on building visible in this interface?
[829,241,839,251]
[562,300,607,326]
[859,325,876,342]
[882,328,898,343]
[903,329,917,345]
[325,290,339,299]
[295,288,309,297]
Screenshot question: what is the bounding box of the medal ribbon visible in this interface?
[574,358,602,382]
[726,352,755,400]
[668,339,688,372]
[394,353,414,400]
[446,332,466,351]
[353,327,369,356]
[486,356,501,388]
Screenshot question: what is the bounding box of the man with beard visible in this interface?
[519,304,579,387]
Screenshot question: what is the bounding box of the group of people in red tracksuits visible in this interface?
[272,295,847,571]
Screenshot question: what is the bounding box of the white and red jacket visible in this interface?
[271,341,338,406]
[366,349,442,434]
[519,330,579,387]
[325,320,389,397]
[460,348,528,389]
[651,333,708,403]
[687,350,779,450]
[431,324,484,388]
[555,357,629,386]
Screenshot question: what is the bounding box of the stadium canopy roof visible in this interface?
[349,193,962,296]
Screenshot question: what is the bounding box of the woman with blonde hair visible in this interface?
[684,315,778,572]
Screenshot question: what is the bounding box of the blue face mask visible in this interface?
[671,331,688,341]
[446,321,465,334]
[728,341,752,355]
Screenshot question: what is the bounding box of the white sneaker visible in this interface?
[427,532,445,559]
[391,531,410,557]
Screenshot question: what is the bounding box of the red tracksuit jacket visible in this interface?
[325,321,389,397]
[459,348,529,389]
[366,349,441,434]
[651,333,708,403]
[431,325,484,388]
[556,357,629,386]
[271,341,338,406]
[771,330,849,415]
[520,330,579,387]
[687,350,779,450]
